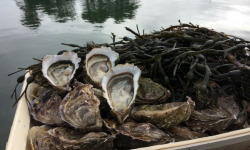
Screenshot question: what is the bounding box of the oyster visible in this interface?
[26,82,47,102]
[42,51,81,91]
[48,127,115,150]
[136,78,171,104]
[85,46,119,86]
[59,80,102,130]
[102,63,141,123]
[30,89,64,125]
[114,122,173,149]
[29,126,57,150]
[132,96,195,129]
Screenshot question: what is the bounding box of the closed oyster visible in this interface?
[48,127,115,150]
[30,89,64,125]
[136,78,171,104]
[132,96,195,129]
[42,51,81,91]
[85,46,119,86]
[29,126,57,150]
[102,63,141,123]
[114,122,173,149]
[59,81,102,130]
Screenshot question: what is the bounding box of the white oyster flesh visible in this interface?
[85,46,119,86]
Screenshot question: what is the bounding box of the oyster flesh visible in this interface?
[132,96,195,129]
[29,126,57,150]
[136,78,171,104]
[114,122,173,149]
[42,51,81,90]
[102,63,141,123]
[30,89,64,125]
[85,46,119,86]
[48,127,115,150]
[59,80,102,130]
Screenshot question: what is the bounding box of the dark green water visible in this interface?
[1,0,250,149]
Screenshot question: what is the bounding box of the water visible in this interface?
[1,0,250,149]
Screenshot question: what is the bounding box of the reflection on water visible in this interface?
[82,0,139,23]
[16,0,77,29]
[15,0,139,30]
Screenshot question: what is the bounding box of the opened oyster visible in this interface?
[42,51,81,91]
[136,78,171,104]
[48,127,115,150]
[102,63,141,123]
[59,80,102,130]
[29,126,56,150]
[26,82,47,102]
[85,46,119,86]
[114,122,173,149]
[132,96,195,129]
[30,89,64,125]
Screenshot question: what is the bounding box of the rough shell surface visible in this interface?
[48,127,115,150]
[132,96,195,129]
[102,63,141,123]
[85,46,119,86]
[42,51,81,91]
[59,81,102,130]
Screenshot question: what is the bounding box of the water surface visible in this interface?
[1,0,250,149]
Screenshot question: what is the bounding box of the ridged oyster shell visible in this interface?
[85,46,119,86]
[42,51,81,91]
[102,63,141,123]
[59,80,102,131]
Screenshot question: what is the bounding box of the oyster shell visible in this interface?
[136,78,171,104]
[27,82,47,102]
[48,127,115,150]
[114,122,173,149]
[29,126,57,150]
[132,96,195,129]
[102,63,141,123]
[42,51,81,91]
[85,46,119,86]
[59,80,102,130]
[30,89,64,125]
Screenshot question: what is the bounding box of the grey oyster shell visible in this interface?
[59,80,102,131]
[30,89,64,125]
[114,122,173,149]
[29,126,57,150]
[132,96,195,129]
[26,82,47,103]
[136,78,171,104]
[48,127,115,150]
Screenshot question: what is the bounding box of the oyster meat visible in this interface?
[42,51,81,90]
[114,122,173,149]
[136,78,171,104]
[102,63,141,123]
[30,89,64,125]
[48,127,115,150]
[59,80,102,130]
[85,46,119,86]
[29,126,57,150]
[132,96,195,129]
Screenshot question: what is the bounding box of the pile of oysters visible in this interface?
[26,47,196,150]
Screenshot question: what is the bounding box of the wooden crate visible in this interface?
[6,76,250,150]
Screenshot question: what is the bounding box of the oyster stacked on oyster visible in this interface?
[42,51,81,91]
[26,83,47,103]
[59,80,102,130]
[102,63,141,123]
[85,46,119,86]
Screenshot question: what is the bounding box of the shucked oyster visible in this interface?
[59,80,102,130]
[102,63,141,123]
[132,96,195,129]
[30,89,64,125]
[114,122,173,149]
[136,78,171,104]
[29,126,57,150]
[85,46,119,86]
[26,82,47,102]
[42,51,81,91]
[48,127,115,150]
